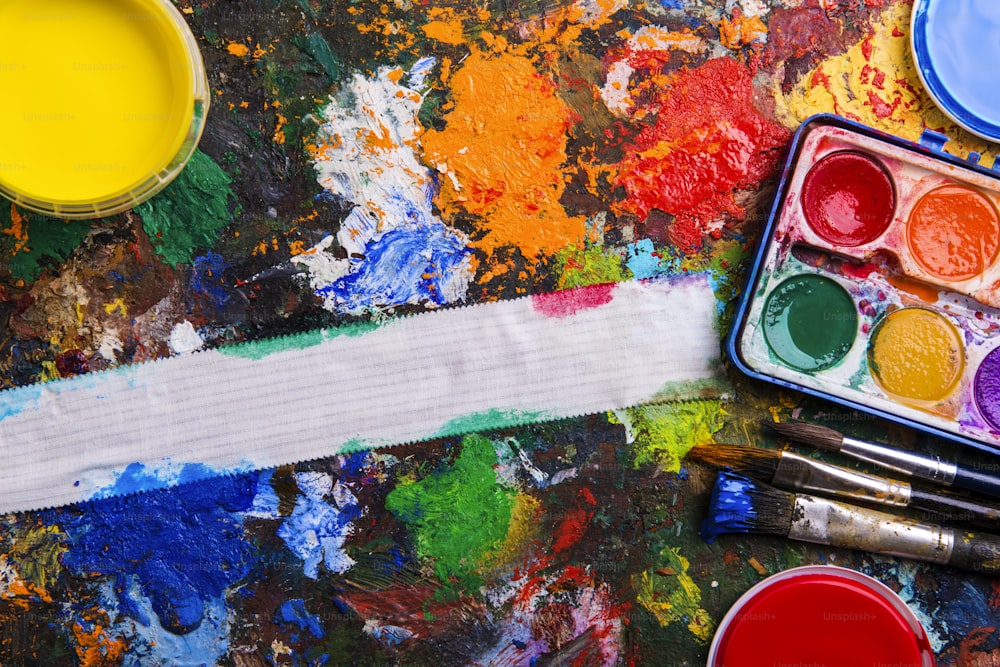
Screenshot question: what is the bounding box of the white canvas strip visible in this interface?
[0,274,723,512]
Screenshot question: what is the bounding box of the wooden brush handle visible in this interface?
[949,531,1000,575]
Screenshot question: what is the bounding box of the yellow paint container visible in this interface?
[0,0,209,218]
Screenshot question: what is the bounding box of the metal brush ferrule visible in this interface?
[772,452,911,507]
[841,436,958,484]
[788,494,954,565]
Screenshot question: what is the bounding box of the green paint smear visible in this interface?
[0,202,93,282]
[634,546,715,643]
[555,244,631,289]
[136,150,238,266]
[294,32,342,84]
[386,434,516,592]
[219,320,381,360]
[434,408,550,440]
[617,399,724,472]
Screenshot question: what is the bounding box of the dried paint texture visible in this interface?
[619,399,724,472]
[308,61,473,313]
[775,2,996,162]
[614,57,789,252]
[634,547,715,643]
[277,473,363,579]
[420,47,587,263]
[0,204,92,282]
[136,150,237,267]
[555,245,631,290]
[48,467,259,635]
[386,434,516,591]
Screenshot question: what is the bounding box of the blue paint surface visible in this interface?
[278,479,364,579]
[49,469,259,635]
[276,599,325,642]
[699,471,758,543]
[318,219,471,313]
[625,239,662,280]
[913,0,1000,141]
[191,252,236,313]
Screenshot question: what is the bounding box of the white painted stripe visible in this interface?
[0,275,722,512]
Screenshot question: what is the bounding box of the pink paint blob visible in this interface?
[532,283,615,318]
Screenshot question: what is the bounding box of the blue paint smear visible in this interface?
[278,491,363,579]
[318,218,470,313]
[699,471,758,543]
[625,239,662,280]
[938,580,995,637]
[275,599,325,643]
[48,469,259,635]
[191,251,235,312]
[91,461,223,498]
[660,0,685,8]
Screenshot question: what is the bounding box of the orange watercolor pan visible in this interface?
[728,114,1000,455]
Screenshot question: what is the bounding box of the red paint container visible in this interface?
[708,566,935,667]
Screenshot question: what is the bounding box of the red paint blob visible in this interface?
[710,568,935,667]
[532,283,615,318]
[801,151,895,246]
[615,57,790,252]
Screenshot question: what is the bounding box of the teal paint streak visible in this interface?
[434,408,551,439]
[218,321,381,360]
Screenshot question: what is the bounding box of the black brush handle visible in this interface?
[952,466,1000,500]
[909,488,1000,531]
[949,531,1000,575]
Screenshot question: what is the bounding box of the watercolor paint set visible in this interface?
[728,114,1000,454]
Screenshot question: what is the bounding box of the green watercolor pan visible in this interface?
[728,114,1000,454]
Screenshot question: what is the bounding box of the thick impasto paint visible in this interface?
[1,1,999,665]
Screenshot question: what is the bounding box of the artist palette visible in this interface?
[729,114,1000,453]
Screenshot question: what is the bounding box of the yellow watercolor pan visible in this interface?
[0,0,209,218]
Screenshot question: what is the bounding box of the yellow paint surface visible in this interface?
[869,308,965,403]
[0,0,195,204]
[775,2,995,164]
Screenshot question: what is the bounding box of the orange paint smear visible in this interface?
[420,47,586,264]
[907,185,1000,281]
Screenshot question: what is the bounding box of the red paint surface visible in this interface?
[801,151,895,246]
[711,573,934,667]
[532,283,615,318]
[615,57,790,252]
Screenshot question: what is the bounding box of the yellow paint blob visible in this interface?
[774,2,995,166]
[868,308,965,404]
[0,0,198,209]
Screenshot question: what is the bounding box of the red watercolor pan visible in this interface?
[708,565,935,667]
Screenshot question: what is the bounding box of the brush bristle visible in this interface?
[700,470,795,543]
[687,444,780,481]
[767,420,844,452]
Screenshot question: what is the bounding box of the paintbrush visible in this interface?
[701,470,1000,575]
[768,420,1000,500]
[688,443,1000,531]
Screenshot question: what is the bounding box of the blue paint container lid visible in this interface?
[911,0,1000,143]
